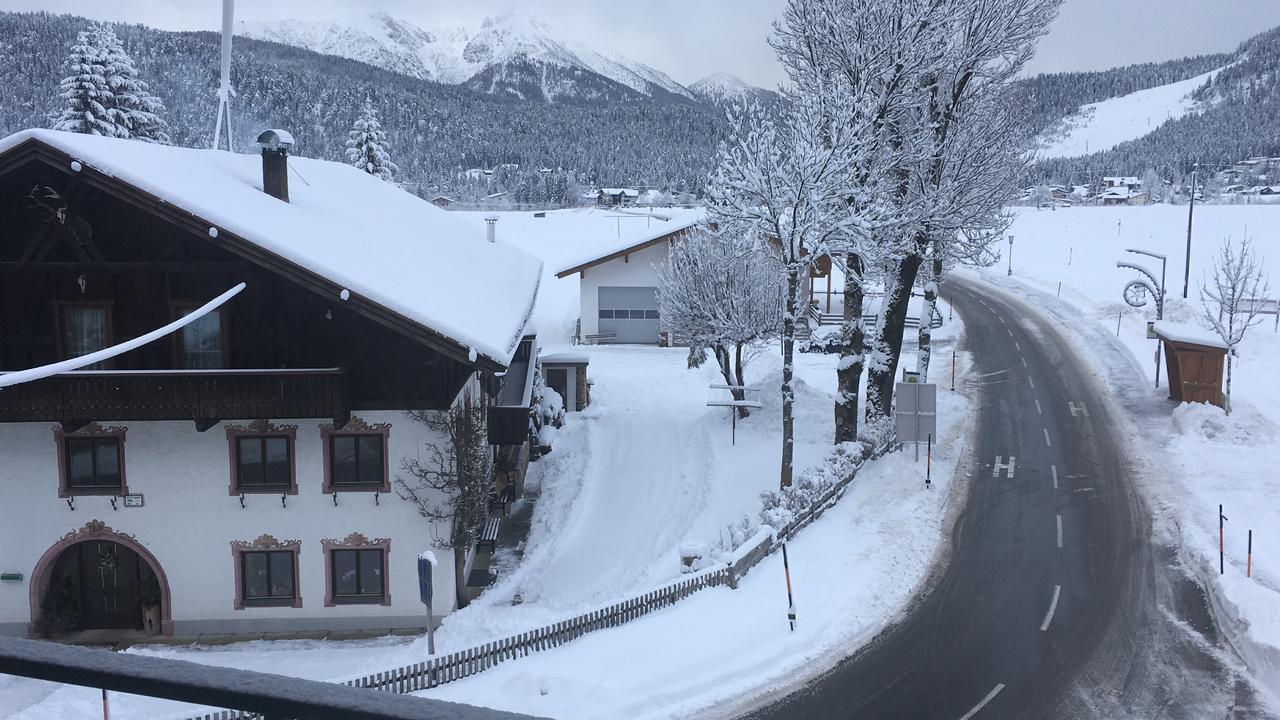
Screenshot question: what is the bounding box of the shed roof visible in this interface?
[1153,321,1229,349]
[0,130,542,366]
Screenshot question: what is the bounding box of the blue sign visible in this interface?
[417,556,433,607]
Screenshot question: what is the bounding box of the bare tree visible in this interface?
[397,404,492,609]
[1199,236,1270,413]
[658,229,787,417]
[705,94,858,487]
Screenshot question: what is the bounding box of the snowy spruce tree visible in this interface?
[96,25,169,143]
[346,99,399,182]
[51,27,117,136]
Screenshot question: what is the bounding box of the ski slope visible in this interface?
[1036,66,1224,159]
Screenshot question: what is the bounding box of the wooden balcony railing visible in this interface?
[0,368,349,428]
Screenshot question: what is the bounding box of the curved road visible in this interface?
[744,278,1269,719]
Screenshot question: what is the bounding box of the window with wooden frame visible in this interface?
[54,301,113,369]
[225,421,298,495]
[171,302,228,369]
[54,424,127,497]
[322,533,390,606]
[230,535,301,609]
[320,418,391,493]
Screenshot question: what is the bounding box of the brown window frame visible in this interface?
[53,423,127,498]
[169,301,230,369]
[322,533,391,607]
[53,301,115,367]
[225,422,299,495]
[230,535,302,610]
[320,418,391,493]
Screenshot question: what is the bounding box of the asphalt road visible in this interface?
[742,278,1270,720]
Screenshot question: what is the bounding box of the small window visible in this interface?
[330,434,385,487]
[644,309,660,319]
[629,309,645,319]
[176,306,224,369]
[330,549,385,604]
[235,436,292,491]
[240,551,296,606]
[598,309,614,319]
[64,437,122,492]
[59,304,111,369]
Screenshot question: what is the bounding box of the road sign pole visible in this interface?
[951,351,956,392]
[102,689,109,720]
[782,542,796,631]
[1248,529,1253,578]
[926,433,932,489]
[1219,504,1226,575]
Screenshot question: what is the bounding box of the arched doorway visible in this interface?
[29,520,173,638]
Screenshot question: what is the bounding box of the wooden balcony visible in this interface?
[0,368,349,429]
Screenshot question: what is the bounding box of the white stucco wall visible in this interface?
[0,403,467,637]
[578,241,670,339]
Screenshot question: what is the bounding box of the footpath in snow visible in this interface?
[981,204,1280,708]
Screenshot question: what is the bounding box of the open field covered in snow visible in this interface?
[976,204,1280,703]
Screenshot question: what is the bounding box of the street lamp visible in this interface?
[1183,162,1198,299]
[1007,235,1014,276]
[1118,248,1167,388]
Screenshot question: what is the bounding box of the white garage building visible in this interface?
[556,210,704,344]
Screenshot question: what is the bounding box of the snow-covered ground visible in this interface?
[1035,66,1224,159]
[976,204,1280,705]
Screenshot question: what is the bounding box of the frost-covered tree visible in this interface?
[96,25,169,143]
[657,228,786,418]
[1199,236,1270,413]
[51,27,117,136]
[705,95,858,487]
[397,404,492,609]
[346,99,399,182]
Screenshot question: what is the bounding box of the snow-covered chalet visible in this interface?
[0,129,542,639]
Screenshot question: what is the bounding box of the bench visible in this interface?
[1238,297,1280,331]
[582,333,616,345]
[488,485,517,515]
[476,516,501,553]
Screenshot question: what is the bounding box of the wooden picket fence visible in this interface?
[179,568,730,720]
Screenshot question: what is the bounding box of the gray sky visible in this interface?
[6,0,1280,87]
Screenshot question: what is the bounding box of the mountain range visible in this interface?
[238,10,773,106]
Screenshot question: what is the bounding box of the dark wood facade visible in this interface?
[0,141,481,428]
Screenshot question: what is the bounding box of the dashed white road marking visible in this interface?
[1028,377,1036,390]
[1035,399,1042,415]
[1056,514,1063,548]
[1014,341,1021,352]
[959,683,1006,720]
[993,456,1016,479]
[1043,429,1052,447]
[998,316,1006,325]
[1021,357,1028,368]
[1007,328,1014,337]
[1040,585,1062,631]
[1051,465,1059,489]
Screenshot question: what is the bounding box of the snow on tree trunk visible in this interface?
[868,252,923,422]
[834,252,866,445]
[781,265,800,489]
[917,252,943,382]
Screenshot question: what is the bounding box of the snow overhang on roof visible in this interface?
[0,130,542,367]
[1153,321,1229,350]
[555,209,705,278]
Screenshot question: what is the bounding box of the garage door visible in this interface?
[598,286,660,344]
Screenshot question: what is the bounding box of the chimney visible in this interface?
[484,215,498,243]
[255,129,295,202]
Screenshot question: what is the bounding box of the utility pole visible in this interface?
[1183,163,1198,299]
[1006,235,1014,276]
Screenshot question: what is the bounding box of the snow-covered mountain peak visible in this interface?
[689,72,777,106]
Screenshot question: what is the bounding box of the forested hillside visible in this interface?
[0,11,722,200]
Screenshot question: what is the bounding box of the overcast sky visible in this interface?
[7,0,1280,87]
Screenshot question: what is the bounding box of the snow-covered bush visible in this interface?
[758,441,866,531]
[528,371,565,456]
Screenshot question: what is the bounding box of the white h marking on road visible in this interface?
[1040,585,1062,631]
[1068,402,1089,417]
[993,456,1016,478]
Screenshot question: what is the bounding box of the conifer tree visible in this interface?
[51,27,117,136]
[345,98,399,182]
[96,25,169,144]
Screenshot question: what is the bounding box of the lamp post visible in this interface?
[1119,248,1167,388]
[1183,163,1198,299]
[1007,235,1014,276]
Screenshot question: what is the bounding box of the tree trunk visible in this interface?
[453,541,469,610]
[917,251,943,382]
[734,342,749,418]
[868,253,924,422]
[713,343,749,418]
[835,252,866,445]
[1225,351,1234,415]
[781,265,799,489]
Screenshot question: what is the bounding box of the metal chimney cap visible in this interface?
[256,129,295,152]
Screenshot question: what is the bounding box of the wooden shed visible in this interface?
[1153,321,1227,408]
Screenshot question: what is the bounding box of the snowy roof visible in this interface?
[599,188,640,197]
[1103,176,1139,184]
[553,207,705,276]
[0,130,542,366]
[1101,188,1132,198]
[1153,321,1228,349]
